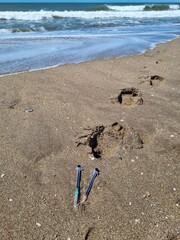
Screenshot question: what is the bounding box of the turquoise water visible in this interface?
[0,3,180,75]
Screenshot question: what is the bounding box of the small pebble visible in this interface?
[135,219,140,224]
[36,223,41,227]
[9,198,12,202]
[150,203,156,207]
[131,159,135,162]
[1,173,5,178]
[89,155,95,160]
[143,191,151,198]
[25,108,33,113]
[141,172,144,175]
[173,187,177,192]
[170,135,174,138]
[129,202,132,206]
[120,119,124,122]
[169,215,175,219]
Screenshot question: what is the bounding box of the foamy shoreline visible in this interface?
[1,3,180,78]
[0,35,179,78]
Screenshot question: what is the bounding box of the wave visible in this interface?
[107,4,180,11]
[0,29,12,34]
[143,4,180,11]
[0,19,140,35]
[170,5,180,10]
[0,8,180,21]
[0,26,46,34]
[13,26,46,33]
[88,5,110,11]
[107,5,145,11]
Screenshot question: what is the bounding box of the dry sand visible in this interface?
[0,38,180,240]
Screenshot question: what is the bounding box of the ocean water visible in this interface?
[0,3,180,75]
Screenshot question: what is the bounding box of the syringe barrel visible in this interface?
[75,165,82,189]
[85,168,100,196]
[74,165,82,208]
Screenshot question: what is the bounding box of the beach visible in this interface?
[0,37,180,239]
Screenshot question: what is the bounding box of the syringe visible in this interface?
[74,165,82,208]
[81,168,100,204]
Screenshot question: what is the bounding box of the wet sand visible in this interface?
[0,38,180,240]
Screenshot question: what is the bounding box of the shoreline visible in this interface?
[0,37,180,240]
[0,34,179,78]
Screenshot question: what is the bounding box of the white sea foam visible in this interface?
[0,29,12,34]
[169,5,180,10]
[108,4,180,11]
[0,9,180,21]
[107,5,145,11]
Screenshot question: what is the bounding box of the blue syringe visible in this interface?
[74,165,82,208]
[86,168,100,197]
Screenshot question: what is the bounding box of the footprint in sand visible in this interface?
[0,96,22,109]
[139,75,164,87]
[76,122,143,159]
[8,98,21,109]
[110,87,143,106]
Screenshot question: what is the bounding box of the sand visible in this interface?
[0,37,180,240]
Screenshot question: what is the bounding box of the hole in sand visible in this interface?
[76,125,104,158]
[149,75,164,86]
[76,122,143,159]
[118,87,143,106]
[139,75,164,87]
